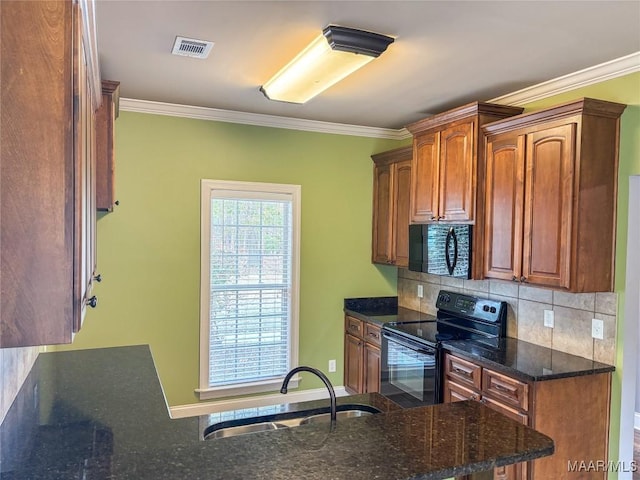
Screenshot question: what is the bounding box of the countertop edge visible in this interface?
[442,342,615,382]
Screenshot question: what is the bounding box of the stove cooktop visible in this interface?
[382,290,507,349]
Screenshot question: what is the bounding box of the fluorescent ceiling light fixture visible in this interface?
[260,25,394,104]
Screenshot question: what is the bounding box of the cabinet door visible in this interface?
[411,132,440,223]
[0,0,75,347]
[484,134,525,282]
[344,333,364,394]
[439,121,475,221]
[96,80,120,212]
[483,397,528,480]
[364,343,381,394]
[392,160,412,267]
[372,163,392,264]
[522,124,575,288]
[74,10,98,332]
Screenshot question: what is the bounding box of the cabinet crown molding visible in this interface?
[482,97,627,135]
[406,102,524,134]
[371,145,412,166]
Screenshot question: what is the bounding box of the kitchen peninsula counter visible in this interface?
[0,346,553,479]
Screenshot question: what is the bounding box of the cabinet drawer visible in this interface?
[445,354,481,390]
[444,379,480,403]
[364,323,381,346]
[345,316,363,338]
[483,368,529,411]
[483,396,529,425]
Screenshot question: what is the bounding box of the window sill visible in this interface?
[195,376,300,401]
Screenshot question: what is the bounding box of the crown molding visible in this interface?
[119,98,411,140]
[120,52,639,139]
[489,51,640,106]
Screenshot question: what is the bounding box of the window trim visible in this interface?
[197,179,301,400]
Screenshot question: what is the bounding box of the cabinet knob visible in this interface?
[87,296,98,308]
[115,200,120,206]
[94,274,102,283]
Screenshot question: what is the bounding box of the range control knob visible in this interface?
[482,305,490,312]
[438,294,451,303]
[490,306,497,313]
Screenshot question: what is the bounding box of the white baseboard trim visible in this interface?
[170,386,349,419]
[635,412,640,430]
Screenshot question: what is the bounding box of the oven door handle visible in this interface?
[382,331,437,356]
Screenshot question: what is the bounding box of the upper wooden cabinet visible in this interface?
[483,98,626,292]
[96,80,120,212]
[371,146,412,267]
[406,102,524,225]
[0,0,101,347]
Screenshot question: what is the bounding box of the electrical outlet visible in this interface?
[417,285,424,299]
[328,359,336,373]
[543,310,554,328]
[592,319,604,340]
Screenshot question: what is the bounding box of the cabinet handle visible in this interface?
[94,274,102,283]
[512,275,518,282]
[493,382,516,394]
[452,366,472,377]
[350,325,360,332]
[520,276,527,283]
[87,296,98,308]
[115,200,120,206]
[438,215,445,220]
[368,332,379,339]
[430,215,437,221]
[470,394,478,401]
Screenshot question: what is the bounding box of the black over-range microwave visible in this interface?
[408,224,472,279]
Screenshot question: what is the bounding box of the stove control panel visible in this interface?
[436,290,505,323]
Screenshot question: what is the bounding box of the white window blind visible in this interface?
[199,180,300,399]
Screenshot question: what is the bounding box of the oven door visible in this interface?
[380,330,439,408]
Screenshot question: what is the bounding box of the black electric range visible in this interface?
[380,290,507,407]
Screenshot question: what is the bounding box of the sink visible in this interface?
[204,404,381,440]
[299,408,375,425]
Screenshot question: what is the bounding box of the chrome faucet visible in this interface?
[280,366,337,422]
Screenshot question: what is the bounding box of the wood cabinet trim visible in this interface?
[371,145,412,166]
[407,102,523,134]
[483,97,626,136]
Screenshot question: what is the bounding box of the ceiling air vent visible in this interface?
[171,36,214,59]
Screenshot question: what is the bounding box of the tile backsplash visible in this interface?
[0,347,39,425]
[397,269,617,365]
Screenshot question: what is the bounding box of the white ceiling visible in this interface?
[95,1,640,130]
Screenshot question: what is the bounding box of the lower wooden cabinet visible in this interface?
[443,352,611,480]
[344,316,381,394]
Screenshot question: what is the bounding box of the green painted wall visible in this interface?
[54,72,640,472]
[522,72,640,472]
[55,113,406,405]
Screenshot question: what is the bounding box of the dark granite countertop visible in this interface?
[0,345,553,479]
[443,338,615,382]
[344,296,435,326]
[344,296,614,382]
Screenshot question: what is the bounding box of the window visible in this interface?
[198,180,300,399]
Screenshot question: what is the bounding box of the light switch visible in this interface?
[417,285,424,298]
